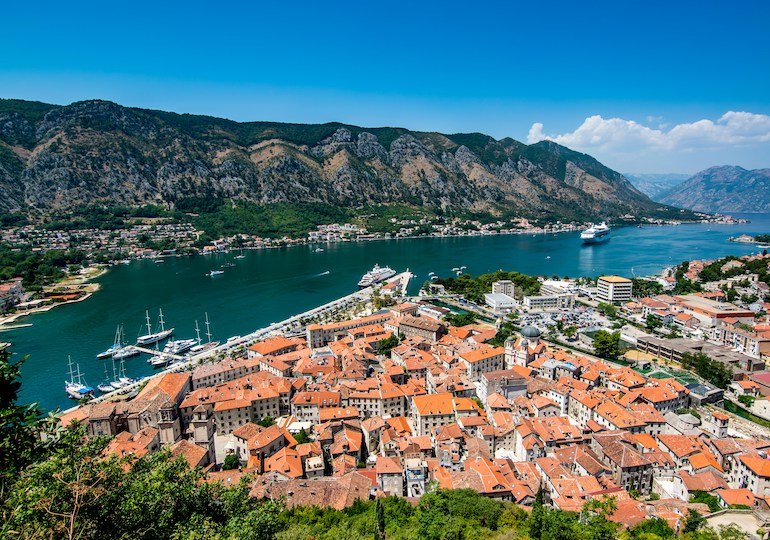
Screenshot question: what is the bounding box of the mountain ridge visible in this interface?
[0,98,689,222]
[624,172,690,199]
[658,165,770,213]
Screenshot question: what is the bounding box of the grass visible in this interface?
[723,400,770,429]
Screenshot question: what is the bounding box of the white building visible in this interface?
[597,276,633,304]
[492,280,515,296]
[484,293,516,313]
[523,294,575,310]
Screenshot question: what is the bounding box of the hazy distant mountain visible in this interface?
[0,98,691,222]
[658,166,770,213]
[624,173,690,199]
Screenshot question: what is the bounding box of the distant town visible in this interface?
[51,246,770,535]
[0,213,745,319]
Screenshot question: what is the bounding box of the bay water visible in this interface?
[7,213,770,412]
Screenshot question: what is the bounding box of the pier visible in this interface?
[76,271,413,409]
[131,346,185,361]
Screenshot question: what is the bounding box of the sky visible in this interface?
[2,0,769,174]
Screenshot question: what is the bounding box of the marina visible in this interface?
[7,212,770,412]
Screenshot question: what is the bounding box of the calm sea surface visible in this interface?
[7,212,770,412]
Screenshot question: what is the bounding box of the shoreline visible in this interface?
[0,267,106,330]
[1,217,747,330]
[62,271,412,414]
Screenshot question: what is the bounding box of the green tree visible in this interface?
[717,523,749,540]
[376,335,401,358]
[563,325,578,340]
[581,496,618,540]
[222,454,240,470]
[629,517,675,539]
[632,278,664,298]
[593,330,621,358]
[689,491,722,513]
[597,302,619,318]
[257,416,275,428]
[375,497,386,540]
[444,312,478,327]
[294,428,312,444]
[530,483,546,540]
[646,314,663,330]
[683,508,707,533]
[680,352,733,389]
[0,350,54,499]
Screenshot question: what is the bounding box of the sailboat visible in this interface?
[188,313,219,355]
[110,358,134,388]
[136,309,174,345]
[96,325,123,359]
[64,357,94,399]
[97,364,116,393]
[234,247,246,260]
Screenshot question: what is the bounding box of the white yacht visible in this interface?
[357,264,396,288]
[97,325,123,359]
[112,345,140,360]
[163,338,197,355]
[64,357,94,399]
[136,309,174,345]
[580,222,611,244]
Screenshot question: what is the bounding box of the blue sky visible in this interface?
[2,0,769,173]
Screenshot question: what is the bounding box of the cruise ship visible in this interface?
[357,264,396,288]
[580,222,611,244]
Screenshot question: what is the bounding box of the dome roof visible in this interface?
[520,326,541,339]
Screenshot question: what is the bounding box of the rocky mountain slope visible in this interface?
[0,99,686,221]
[659,166,770,213]
[624,173,690,199]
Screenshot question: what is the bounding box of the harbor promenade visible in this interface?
[71,271,412,412]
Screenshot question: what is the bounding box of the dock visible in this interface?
[132,346,185,361]
[74,271,412,410]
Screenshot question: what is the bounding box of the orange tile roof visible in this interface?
[460,346,505,364]
[170,439,208,469]
[679,471,728,493]
[413,392,454,416]
[740,454,770,478]
[688,452,724,473]
[716,488,755,507]
[264,447,303,478]
[658,434,705,459]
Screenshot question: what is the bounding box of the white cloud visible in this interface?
[527,112,770,172]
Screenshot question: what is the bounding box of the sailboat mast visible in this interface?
[158,308,165,332]
[195,320,202,345]
[145,310,152,336]
[67,355,75,380]
[205,312,212,343]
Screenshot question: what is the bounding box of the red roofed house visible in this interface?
[376,456,404,495]
[731,454,770,496]
[412,392,455,437]
[459,346,505,381]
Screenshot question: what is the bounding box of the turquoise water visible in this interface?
[6,212,770,412]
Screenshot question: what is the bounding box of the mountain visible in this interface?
[624,173,690,200]
[0,99,688,222]
[658,166,770,213]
